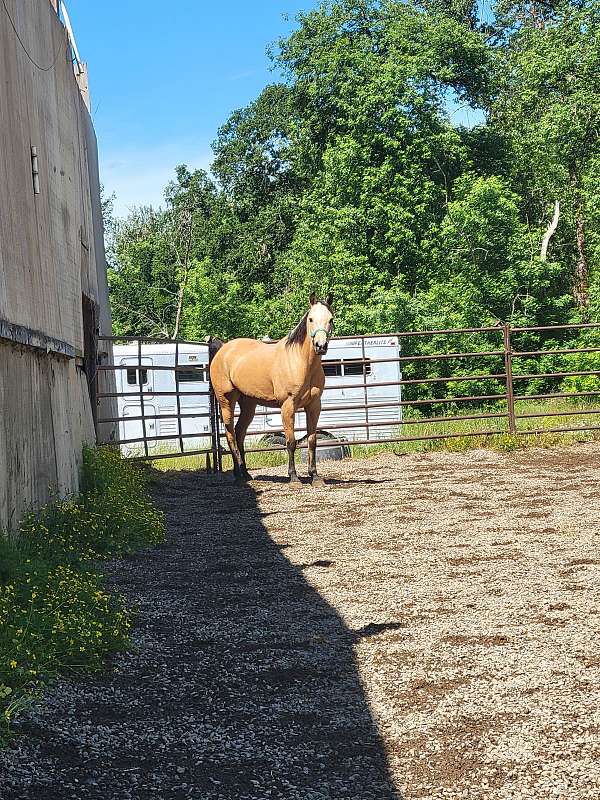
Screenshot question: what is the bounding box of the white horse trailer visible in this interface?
[113,336,402,455]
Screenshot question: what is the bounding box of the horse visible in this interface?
[209,293,334,485]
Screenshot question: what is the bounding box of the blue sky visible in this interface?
[67,1,483,216]
[67,1,321,215]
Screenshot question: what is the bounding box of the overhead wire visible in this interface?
[1,0,65,72]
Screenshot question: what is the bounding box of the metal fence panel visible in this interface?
[96,336,219,469]
[96,322,600,469]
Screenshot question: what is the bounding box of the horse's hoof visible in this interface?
[289,474,302,486]
[311,476,326,488]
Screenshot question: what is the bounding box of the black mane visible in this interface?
[286,312,308,347]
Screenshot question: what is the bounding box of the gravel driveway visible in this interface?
[1,443,600,799]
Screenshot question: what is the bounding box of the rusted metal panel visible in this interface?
[515,391,600,402]
[97,411,212,424]
[97,390,212,399]
[512,323,600,333]
[241,429,508,455]
[513,370,600,381]
[332,326,503,339]
[514,347,600,357]
[516,408,600,419]
[516,424,600,437]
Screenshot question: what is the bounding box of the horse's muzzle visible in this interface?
[315,342,328,356]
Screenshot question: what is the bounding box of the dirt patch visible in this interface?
[446,552,523,565]
[533,615,570,627]
[400,717,510,798]
[442,634,511,646]
[401,676,470,711]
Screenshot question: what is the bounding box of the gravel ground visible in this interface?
[1,443,600,799]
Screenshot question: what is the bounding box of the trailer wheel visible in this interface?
[259,432,287,448]
[259,431,350,462]
[299,430,351,463]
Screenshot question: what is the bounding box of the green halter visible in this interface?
[310,327,331,339]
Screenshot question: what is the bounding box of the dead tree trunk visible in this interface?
[540,200,560,262]
[171,212,194,340]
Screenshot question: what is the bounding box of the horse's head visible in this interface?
[308,292,334,356]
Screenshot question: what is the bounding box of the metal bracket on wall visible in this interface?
[0,318,78,359]
[31,146,40,195]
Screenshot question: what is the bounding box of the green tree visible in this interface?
[491,0,600,310]
[107,167,217,337]
[105,0,600,365]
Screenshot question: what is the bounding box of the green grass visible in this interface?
[152,447,288,473]
[0,447,165,743]
[150,398,600,472]
[351,398,600,459]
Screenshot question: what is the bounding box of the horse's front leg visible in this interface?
[281,398,300,484]
[305,398,324,487]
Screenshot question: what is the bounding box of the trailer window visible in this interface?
[344,359,371,376]
[126,368,148,385]
[176,366,206,383]
[323,361,342,377]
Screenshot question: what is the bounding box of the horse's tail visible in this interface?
[205,336,225,362]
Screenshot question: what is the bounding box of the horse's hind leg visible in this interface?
[281,398,300,484]
[219,390,246,481]
[235,396,257,481]
[305,398,324,487]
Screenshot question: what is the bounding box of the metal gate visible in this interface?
[95,336,222,469]
[95,322,600,470]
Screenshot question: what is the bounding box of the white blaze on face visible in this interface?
[308,302,333,352]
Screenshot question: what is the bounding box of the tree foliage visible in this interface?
[106,0,600,362]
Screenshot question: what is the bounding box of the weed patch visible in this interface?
[0,447,164,742]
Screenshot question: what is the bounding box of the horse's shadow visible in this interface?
[250,473,397,487]
[324,476,397,486]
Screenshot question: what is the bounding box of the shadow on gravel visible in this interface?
[253,474,397,487]
[0,469,400,800]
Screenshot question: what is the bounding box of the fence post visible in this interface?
[503,323,517,435]
[207,338,222,473]
[138,338,149,458]
[174,341,185,456]
[209,386,222,474]
[361,334,370,442]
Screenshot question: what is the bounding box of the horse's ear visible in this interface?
[309,292,317,306]
[325,292,334,309]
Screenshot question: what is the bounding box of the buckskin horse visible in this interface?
[209,293,334,485]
